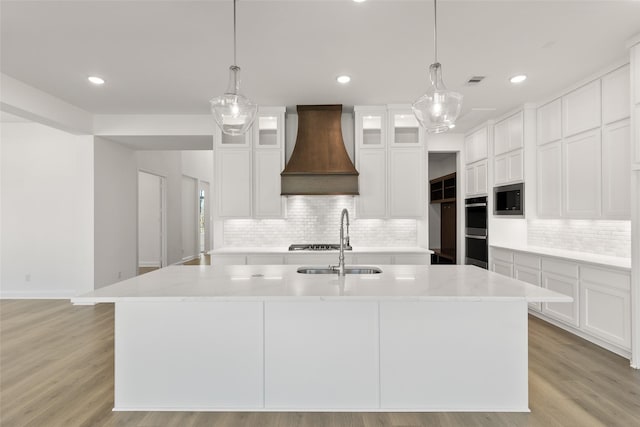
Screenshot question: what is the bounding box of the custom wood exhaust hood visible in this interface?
[281,105,359,195]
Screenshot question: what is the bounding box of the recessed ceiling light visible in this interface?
[336,75,351,84]
[353,0,367,3]
[510,74,527,84]
[88,76,105,85]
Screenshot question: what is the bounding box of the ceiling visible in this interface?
[2,0,640,134]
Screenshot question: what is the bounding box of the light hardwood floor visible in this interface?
[1,299,639,427]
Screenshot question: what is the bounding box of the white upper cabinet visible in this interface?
[494,150,524,186]
[537,99,562,146]
[355,105,425,219]
[494,112,523,155]
[536,141,562,218]
[563,129,601,218]
[465,127,488,164]
[602,65,630,125]
[602,119,631,219]
[215,106,286,218]
[562,80,601,137]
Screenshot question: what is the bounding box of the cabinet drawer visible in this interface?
[580,265,630,292]
[513,252,540,269]
[394,254,429,265]
[246,255,285,265]
[492,248,513,263]
[541,258,578,278]
[211,255,247,266]
[356,254,393,265]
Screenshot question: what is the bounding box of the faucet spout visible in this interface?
[338,208,350,275]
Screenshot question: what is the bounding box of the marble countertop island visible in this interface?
[72,264,570,304]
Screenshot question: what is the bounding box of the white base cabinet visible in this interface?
[114,299,530,411]
[490,246,631,357]
[211,251,430,267]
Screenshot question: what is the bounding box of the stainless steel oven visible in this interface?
[465,196,488,269]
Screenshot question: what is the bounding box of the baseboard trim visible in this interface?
[0,289,77,299]
[138,261,161,268]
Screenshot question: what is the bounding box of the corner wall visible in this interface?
[1,122,94,297]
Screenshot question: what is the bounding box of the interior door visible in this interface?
[138,171,164,270]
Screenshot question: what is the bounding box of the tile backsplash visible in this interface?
[223,196,418,247]
[527,219,631,258]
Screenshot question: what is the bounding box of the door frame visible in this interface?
[137,170,168,269]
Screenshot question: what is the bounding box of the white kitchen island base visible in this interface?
[114,299,528,412]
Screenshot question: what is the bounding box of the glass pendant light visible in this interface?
[412,0,463,134]
[210,0,257,136]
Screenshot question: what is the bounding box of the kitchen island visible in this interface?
[72,264,571,412]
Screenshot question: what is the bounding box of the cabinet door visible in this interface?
[492,260,513,277]
[602,119,631,219]
[389,148,424,218]
[508,112,524,151]
[494,119,510,156]
[508,150,524,183]
[465,164,476,196]
[466,127,488,163]
[514,264,542,312]
[355,107,386,149]
[542,272,579,327]
[494,154,509,185]
[211,255,247,266]
[602,65,630,125]
[580,266,631,350]
[563,129,601,218]
[357,149,387,218]
[217,150,252,217]
[562,80,601,137]
[537,142,562,217]
[254,150,283,218]
[475,160,488,195]
[254,112,284,149]
[389,110,423,147]
[537,99,562,145]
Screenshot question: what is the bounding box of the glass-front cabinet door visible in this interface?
[254,107,285,149]
[355,106,386,149]
[388,106,424,147]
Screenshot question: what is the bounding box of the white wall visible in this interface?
[1,122,94,297]
[94,137,137,288]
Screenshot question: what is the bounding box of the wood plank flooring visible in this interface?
[1,299,639,427]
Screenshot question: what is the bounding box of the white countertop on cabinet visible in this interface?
[72,264,570,304]
[209,247,434,254]
[490,244,631,270]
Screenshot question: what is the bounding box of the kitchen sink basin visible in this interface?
[297,266,382,275]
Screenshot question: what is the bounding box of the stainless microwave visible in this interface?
[494,183,524,216]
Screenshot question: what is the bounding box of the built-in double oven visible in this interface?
[465,196,488,269]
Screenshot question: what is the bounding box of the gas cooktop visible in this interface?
[288,244,352,251]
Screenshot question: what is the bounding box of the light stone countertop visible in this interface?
[209,247,434,254]
[72,264,571,304]
[490,244,631,270]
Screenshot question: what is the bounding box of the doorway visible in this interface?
[182,175,199,261]
[198,181,211,254]
[137,171,167,274]
[428,152,458,264]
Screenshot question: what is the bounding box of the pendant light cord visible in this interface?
[233,0,238,67]
[433,0,438,63]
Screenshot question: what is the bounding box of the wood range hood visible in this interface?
[281,105,359,195]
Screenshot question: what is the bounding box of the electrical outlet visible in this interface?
[25,274,31,282]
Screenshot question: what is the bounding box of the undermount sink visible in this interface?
[297,266,383,275]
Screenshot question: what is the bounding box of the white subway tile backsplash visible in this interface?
[528,219,631,258]
[224,196,417,247]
